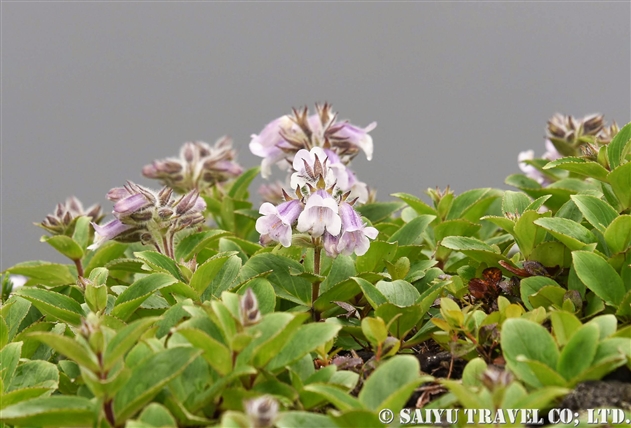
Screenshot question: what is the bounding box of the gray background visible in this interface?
[2,1,630,270]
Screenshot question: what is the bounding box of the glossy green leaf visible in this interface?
[0,296,31,341]
[112,273,178,320]
[358,355,427,411]
[392,193,437,216]
[608,162,631,209]
[303,383,362,411]
[0,396,96,427]
[1,342,22,392]
[361,317,388,345]
[557,323,599,380]
[514,210,548,258]
[570,195,618,234]
[320,255,356,293]
[375,303,424,339]
[6,261,76,286]
[178,328,232,375]
[446,188,501,222]
[528,286,566,310]
[356,241,398,273]
[103,317,159,371]
[550,311,582,347]
[355,201,404,223]
[174,229,231,262]
[354,276,387,309]
[502,191,531,215]
[387,215,435,245]
[433,219,481,241]
[228,166,260,199]
[114,347,201,422]
[501,318,559,388]
[604,215,631,254]
[607,121,631,169]
[15,288,84,326]
[27,333,99,373]
[544,157,610,182]
[40,235,83,260]
[135,403,177,427]
[376,280,420,307]
[572,251,625,306]
[534,217,597,251]
[190,252,237,296]
[134,251,183,280]
[519,358,567,387]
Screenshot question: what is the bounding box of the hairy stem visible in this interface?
[73,259,84,278]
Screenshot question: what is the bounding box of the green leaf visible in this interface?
[313,277,361,313]
[355,201,405,223]
[0,396,96,427]
[6,261,76,286]
[330,410,385,428]
[103,317,159,371]
[528,286,566,310]
[15,288,84,326]
[27,333,99,373]
[461,358,487,387]
[1,342,22,392]
[356,241,398,273]
[228,166,260,199]
[387,215,435,245]
[135,403,177,427]
[514,210,548,258]
[441,236,494,252]
[502,191,531,216]
[0,317,8,349]
[0,296,31,341]
[501,318,559,388]
[434,219,481,241]
[8,360,58,391]
[112,273,179,320]
[303,384,362,411]
[354,277,387,309]
[238,254,310,305]
[190,252,237,296]
[607,121,631,170]
[268,323,341,371]
[72,216,92,251]
[321,256,356,293]
[557,323,599,380]
[358,355,427,411]
[375,304,424,339]
[543,157,610,182]
[519,358,567,387]
[572,251,625,306]
[236,313,307,368]
[204,255,242,299]
[440,379,490,408]
[40,235,83,260]
[446,188,501,222]
[608,162,631,209]
[178,328,232,375]
[174,229,231,262]
[114,347,202,422]
[375,280,420,307]
[84,241,128,276]
[570,195,618,234]
[236,278,276,315]
[361,317,388,345]
[604,215,631,254]
[134,251,183,280]
[550,311,582,347]
[276,411,338,428]
[0,387,54,410]
[534,217,597,251]
[392,193,437,216]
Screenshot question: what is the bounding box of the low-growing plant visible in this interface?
[1,108,630,427]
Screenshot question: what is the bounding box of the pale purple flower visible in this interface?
[518,150,547,185]
[297,190,341,237]
[290,147,336,189]
[335,122,377,161]
[258,181,286,204]
[336,202,378,256]
[543,139,562,161]
[250,116,296,178]
[88,219,132,250]
[255,199,303,247]
[323,231,340,257]
[113,193,152,217]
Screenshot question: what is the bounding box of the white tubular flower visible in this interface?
[336,201,378,256]
[297,190,341,238]
[255,199,303,247]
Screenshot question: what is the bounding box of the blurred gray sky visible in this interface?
[2,1,630,270]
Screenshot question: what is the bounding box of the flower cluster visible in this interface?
[142,137,243,193]
[38,197,103,236]
[255,147,378,257]
[518,113,619,184]
[250,104,374,203]
[89,182,206,256]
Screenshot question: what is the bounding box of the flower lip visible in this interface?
[296,190,341,237]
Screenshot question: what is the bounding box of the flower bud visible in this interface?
[245,396,278,428]
[240,288,262,326]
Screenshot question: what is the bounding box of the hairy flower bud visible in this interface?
[38,197,103,236]
[245,395,278,428]
[240,288,262,326]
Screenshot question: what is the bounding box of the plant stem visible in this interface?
[312,244,322,321]
[73,259,84,278]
